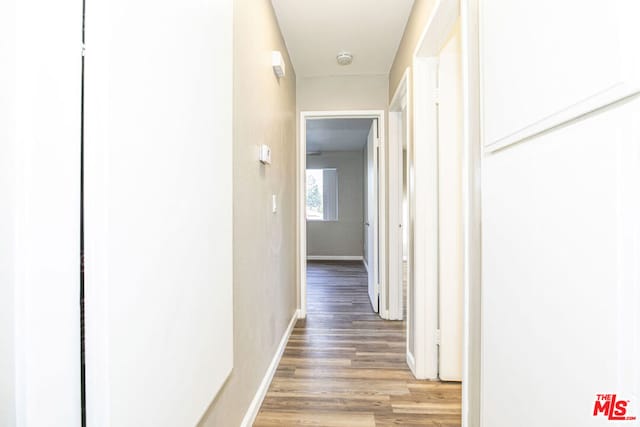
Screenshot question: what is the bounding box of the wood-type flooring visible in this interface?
[254,261,461,427]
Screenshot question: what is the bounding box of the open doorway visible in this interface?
[298,111,386,319]
[405,0,464,384]
[389,74,412,401]
[388,18,466,385]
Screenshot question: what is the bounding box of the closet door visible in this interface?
[481,1,640,426]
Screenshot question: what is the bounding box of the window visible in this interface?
[306,168,338,221]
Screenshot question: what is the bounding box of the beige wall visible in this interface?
[307,151,365,258]
[199,0,297,425]
[297,75,388,111]
[389,0,436,99]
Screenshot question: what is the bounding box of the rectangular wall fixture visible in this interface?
[272,51,285,78]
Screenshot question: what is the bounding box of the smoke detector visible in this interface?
[336,52,354,66]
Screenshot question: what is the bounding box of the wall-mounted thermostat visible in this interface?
[259,144,272,164]
[272,51,285,78]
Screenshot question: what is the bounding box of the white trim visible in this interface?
[390,68,411,110]
[484,84,640,152]
[414,0,461,58]
[240,309,300,427]
[411,0,462,382]
[388,68,411,322]
[298,113,307,319]
[412,57,440,380]
[362,259,369,273]
[306,255,364,261]
[302,110,387,118]
[299,110,387,321]
[377,118,388,320]
[407,351,417,377]
[461,0,482,425]
[412,0,482,423]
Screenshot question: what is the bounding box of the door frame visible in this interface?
[298,110,387,319]
[388,70,411,322]
[411,0,482,424]
[460,0,481,424]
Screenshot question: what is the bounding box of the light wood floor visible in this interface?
[254,261,461,427]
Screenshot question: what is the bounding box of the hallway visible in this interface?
[254,261,461,427]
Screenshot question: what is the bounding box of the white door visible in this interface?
[389,102,407,321]
[366,119,379,312]
[481,1,640,425]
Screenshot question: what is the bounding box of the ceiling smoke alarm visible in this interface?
[336,52,354,66]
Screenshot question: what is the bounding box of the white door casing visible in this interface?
[298,111,386,319]
[412,57,440,380]
[411,0,461,381]
[437,21,464,382]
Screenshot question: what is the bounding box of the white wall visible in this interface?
[84,0,233,425]
[307,152,365,258]
[0,1,17,421]
[481,1,640,425]
[1,0,82,425]
[0,141,17,425]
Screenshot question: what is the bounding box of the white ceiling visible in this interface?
[271,0,415,77]
[306,118,373,152]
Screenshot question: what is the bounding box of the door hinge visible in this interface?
[435,329,441,345]
[81,43,86,57]
[433,88,440,105]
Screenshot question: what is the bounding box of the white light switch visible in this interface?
[272,194,277,213]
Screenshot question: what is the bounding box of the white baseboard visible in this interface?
[240,309,300,427]
[306,255,363,261]
[407,351,417,377]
